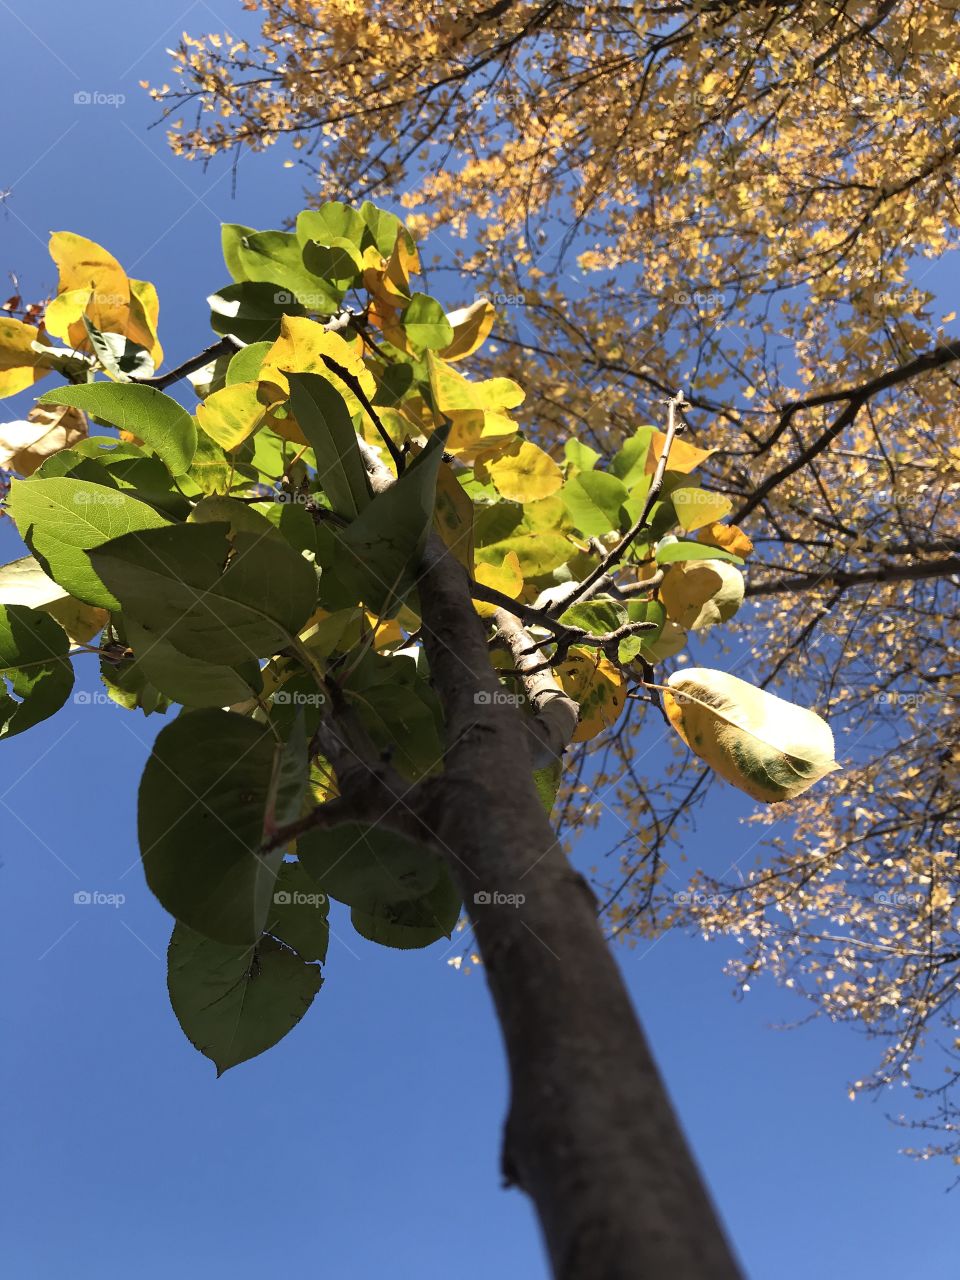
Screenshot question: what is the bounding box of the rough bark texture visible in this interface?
[415,533,741,1280]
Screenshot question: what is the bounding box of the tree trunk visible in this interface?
[413,532,742,1280]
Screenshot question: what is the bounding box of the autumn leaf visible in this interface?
[0,319,53,397]
[664,669,837,802]
[476,440,563,502]
[558,650,626,742]
[660,560,744,630]
[438,299,496,361]
[696,521,754,559]
[0,404,87,476]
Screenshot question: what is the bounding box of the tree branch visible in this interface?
[745,555,960,597]
[494,608,580,768]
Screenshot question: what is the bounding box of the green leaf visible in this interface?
[90,521,317,665]
[345,667,444,780]
[139,710,285,944]
[0,604,73,739]
[123,617,262,708]
[474,530,571,577]
[167,923,321,1074]
[264,861,330,962]
[287,372,372,518]
[340,426,449,615]
[99,622,170,715]
[209,282,306,345]
[611,427,655,488]
[401,293,455,351]
[296,203,367,250]
[7,476,171,609]
[36,383,196,476]
[560,470,628,537]
[655,540,744,566]
[226,341,273,386]
[372,361,414,407]
[221,227,337,310]
[559,599,626,635]
[564,438,600,471]
[186,430,233,496]
[350,870,461,950]
[35,443,191,522]
[300,237,363,297]
[298,822,442,910]
[359,202,402,258]
[627,598,666,655]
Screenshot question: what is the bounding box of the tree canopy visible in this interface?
[145,0,960,1157]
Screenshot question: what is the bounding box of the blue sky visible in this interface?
[1,4,958,1277]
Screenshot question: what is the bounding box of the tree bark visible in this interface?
[412,530,742,1280]
[352,440,741,1277]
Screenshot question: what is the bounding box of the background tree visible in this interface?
[149,0,960,1151]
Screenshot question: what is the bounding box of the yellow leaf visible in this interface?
[0,318,52,397]
[47,231,131,341]
[196,380,266,449]
[259,316,376,414]
[129,278,163,366]
[660,560,743,630]
[363,227,419,307]
[696,521,754,559]
[433,464,475,572]
[438,299,496,361]
[477,439,563,502]
[444,410,518,460]
[557,651,626,742]
[45,234,162,367]
[671,486,733,531]
[647,429,713,475]
[664,669,838,802]
[428,354,524,414]
[0,403,87,475]
[473,551,522,617]
[641,617,687,662]
[44,596,109,645]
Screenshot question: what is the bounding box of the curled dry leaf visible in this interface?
[0,403,87,475]
[664,668,837,803]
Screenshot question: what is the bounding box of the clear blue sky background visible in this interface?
[1,4,958,1277]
